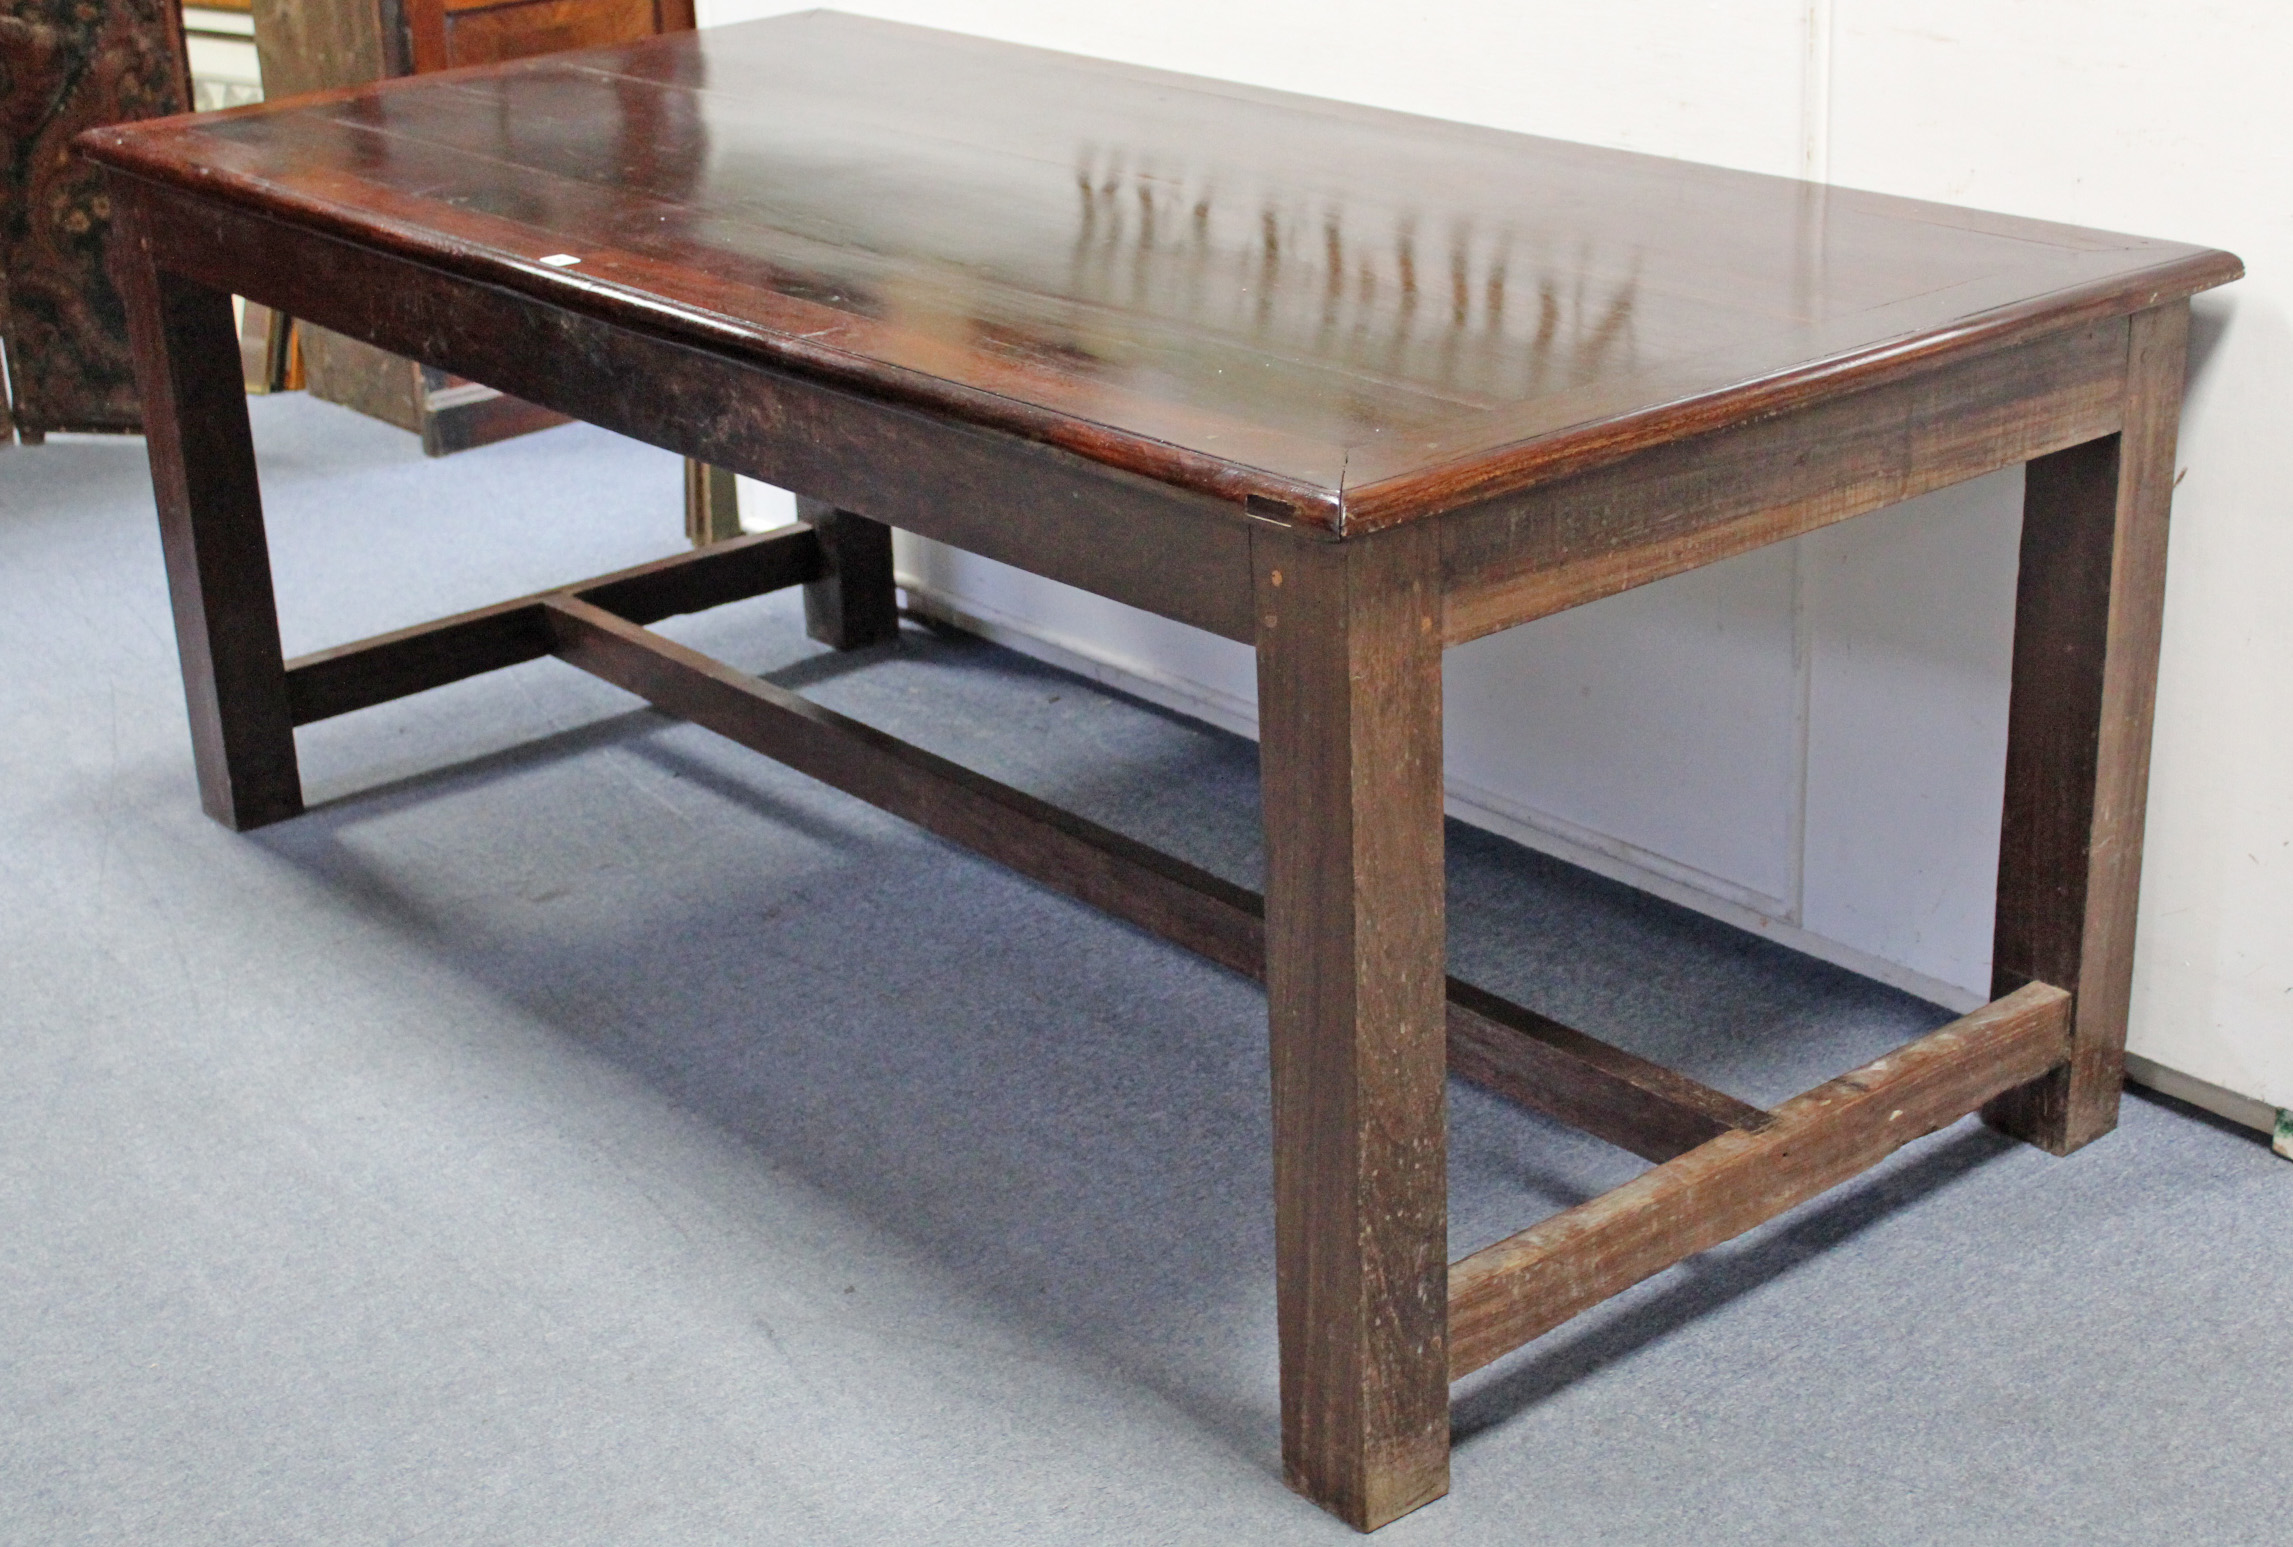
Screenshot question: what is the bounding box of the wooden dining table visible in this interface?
[80,12,2241,1530]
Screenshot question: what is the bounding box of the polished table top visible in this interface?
[84,10,2240,532]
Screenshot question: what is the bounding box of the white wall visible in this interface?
[702,1,2291,1110]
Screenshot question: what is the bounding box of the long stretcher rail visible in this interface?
[284,524,827,724]
[277,537,1776,1176]
[545,592,1771,1164]
[265,532,2069,1393]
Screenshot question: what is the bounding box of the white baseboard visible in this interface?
[2124,1051,2287,1145]
[899,577,1988,1013]
[899,577,1262,739]
[1435,790,1988,1012]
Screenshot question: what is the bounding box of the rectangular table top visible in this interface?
[82,10,2239,533]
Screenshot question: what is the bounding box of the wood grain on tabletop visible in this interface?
[80,10,2240,530]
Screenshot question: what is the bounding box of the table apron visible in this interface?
[1440,316,2132,644]
[111,176,1261,644]
[113,177,2136,658]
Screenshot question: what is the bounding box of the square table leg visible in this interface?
[1252,522,1450,1530]
[796,498,900,650]
[110,224,302,832]
[1987,301,2191,1155]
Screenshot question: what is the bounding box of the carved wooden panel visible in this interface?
[1,0,192,437]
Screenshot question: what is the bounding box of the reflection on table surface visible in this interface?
[163,10,2213,492]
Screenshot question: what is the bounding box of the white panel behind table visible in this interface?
[1443,544,1803,917]
[1800,472,2022,1008]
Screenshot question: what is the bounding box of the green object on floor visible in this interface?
[2276,1109,2293,1161]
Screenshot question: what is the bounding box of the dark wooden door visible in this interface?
[405,0,692,72]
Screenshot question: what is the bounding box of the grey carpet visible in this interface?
[2,395,2285,1545]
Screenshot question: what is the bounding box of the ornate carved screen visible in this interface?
[0,0,193,440]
